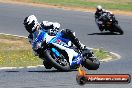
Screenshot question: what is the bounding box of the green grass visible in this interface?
[30,0,132,11]
[92,48,112,60]
[0,50,42,67]
[0,34,111,67]
[0,34,42,67]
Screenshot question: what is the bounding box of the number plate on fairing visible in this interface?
[56,39,70,48]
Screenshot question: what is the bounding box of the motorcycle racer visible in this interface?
[23,15,86,69]
[95,5,114,31]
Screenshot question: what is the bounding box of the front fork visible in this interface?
[51,48,60,57]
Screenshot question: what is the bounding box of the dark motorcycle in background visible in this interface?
[97,12,124,34]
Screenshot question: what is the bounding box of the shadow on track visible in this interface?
[28,69,77,73]
[3,70,72,73]
[28,70,63,73]
[5,71,19,72]
[88,32,121,35]
[3,69,77,73]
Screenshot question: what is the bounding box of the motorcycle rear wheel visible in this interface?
[83,57,100,70]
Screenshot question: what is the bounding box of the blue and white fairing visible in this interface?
[32,30,55,50]
[49,32,82,66]
[33,30,82,67]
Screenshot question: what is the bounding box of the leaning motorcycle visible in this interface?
[36,31,100,71]
[98,12,124,34]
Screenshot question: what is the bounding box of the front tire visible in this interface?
[43,60,52,69]
[114,24,124,35]
[44,50,70,71]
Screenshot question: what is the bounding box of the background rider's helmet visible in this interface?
[96,5,103,12]
[23,15,39,33]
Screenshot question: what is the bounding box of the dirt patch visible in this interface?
[0,37,31,50]
[0,0,132,16]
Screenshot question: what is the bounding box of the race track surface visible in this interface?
[0,3,132,88]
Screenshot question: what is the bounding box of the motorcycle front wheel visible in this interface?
[44,49,71,71]
[113,24,124,35]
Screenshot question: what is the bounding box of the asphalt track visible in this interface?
[0,3,132,88]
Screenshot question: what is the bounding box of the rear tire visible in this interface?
[81,49,100,70]
[83,57,100,70]
[44,50,71,71]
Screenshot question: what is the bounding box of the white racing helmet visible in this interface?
[24,15,39,33]
[96,5,103,11]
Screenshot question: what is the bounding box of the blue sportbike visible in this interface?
[33,30,100,71]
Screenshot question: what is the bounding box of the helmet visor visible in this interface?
[24,20,36,33]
